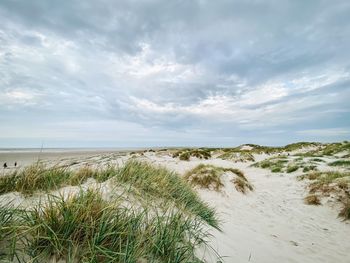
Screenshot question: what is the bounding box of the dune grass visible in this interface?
[184,164,252,194]
[0,161,218,228]
[232,177,254,194]
[0,205,17,260]
[114,161,219,229]
[253,156,321,173]
[304,194,321,205]
[172,149,211,161]
[253,157,289,173]
[286,165,299,173]
[329,160,350,167]
[0,189,217,262]
[0,160,222,261]
[310,158,325,162]
[339,201,350,220]
[218,151,255,162]
[0,163,72,196]
[302,165,317,172]
[297,141,350,157]
[298,171,350,219]
[0,163,119,196]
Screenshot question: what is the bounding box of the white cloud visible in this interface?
[0,89,42,106]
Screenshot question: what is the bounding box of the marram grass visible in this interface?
[0,163,119,196]
[0,189,219,262]
[114,160,219,229]
[0,161,221,262]
[184,164,252,194]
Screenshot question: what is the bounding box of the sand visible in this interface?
[0,149,349,263]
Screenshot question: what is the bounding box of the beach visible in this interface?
[0,143,349,262]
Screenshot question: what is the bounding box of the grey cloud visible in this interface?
[0,0,349,146]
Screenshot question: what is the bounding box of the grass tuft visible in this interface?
[299,171,350,218]
[184,164,252,194]
[0,163,119,196]
[218,151,255,162]
[233,177,254,194]
[0,163,72,196]
[14,189,216,262]
[286,165,299,173]
[115,160,219,229]
[339,201,350,220]
[304,194,321,205]
[173,149,211,161]
[329,160,350,167]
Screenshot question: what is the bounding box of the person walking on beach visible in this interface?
[14,162,17,167]
[3,162,7,169]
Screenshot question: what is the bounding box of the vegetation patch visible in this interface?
[218,151,255,162]
[304,194,321,205]
[115,161,219,228]
[0,189,218,262]
[253,157,290,173]
[0,163,119,196]
[253,156,321,174]
[233,177,254,194]
[0,161,222,261]
[0,205,16,260]
[286,165,299,173]
[184,164,252,194]
[329,160,350,167]
[297,141,350,157]
[298,171,350,219]
[173,149,212,161]
[339,201,350,220]
[302,165,317,173]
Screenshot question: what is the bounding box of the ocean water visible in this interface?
[0,147,144,154]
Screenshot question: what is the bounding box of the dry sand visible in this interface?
[0,149,349,263]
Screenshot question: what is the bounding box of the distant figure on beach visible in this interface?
[3,162,7,169]
[14,162,17,167]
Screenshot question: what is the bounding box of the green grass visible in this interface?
[286,165,299,173]
[297,170,350,220]
[0,189,218,262]
[184,164,252,194]
[0,205,17,260]
[114,161,219,229]
[302,165,317,172]
[0,163,72,196]
[218,151,255,162]
[0,163,119,196]
[297,141,350,157]
[310,158,325,162]
[0,161,218,228]
[173,149,211,161]
[253,157,289,173]
[298,171,350,183]
[298,171,350,219]
[253,156,322,174]
[329,160,350,167]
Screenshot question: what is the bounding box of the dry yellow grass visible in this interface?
[304,194,321,205]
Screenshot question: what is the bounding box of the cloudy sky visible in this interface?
[0,0,349,148]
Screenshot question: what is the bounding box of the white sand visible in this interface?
[138,152,350,263]
[1,150,349,263]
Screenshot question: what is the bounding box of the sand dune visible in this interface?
[0,144,349,262]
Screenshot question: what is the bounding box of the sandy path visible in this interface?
[136,153,350,262]
[198,165,350,263]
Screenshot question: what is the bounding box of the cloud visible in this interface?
[296,128,350,137]
[0,0,349,146]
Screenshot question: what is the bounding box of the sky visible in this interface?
[0,0,349,148]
